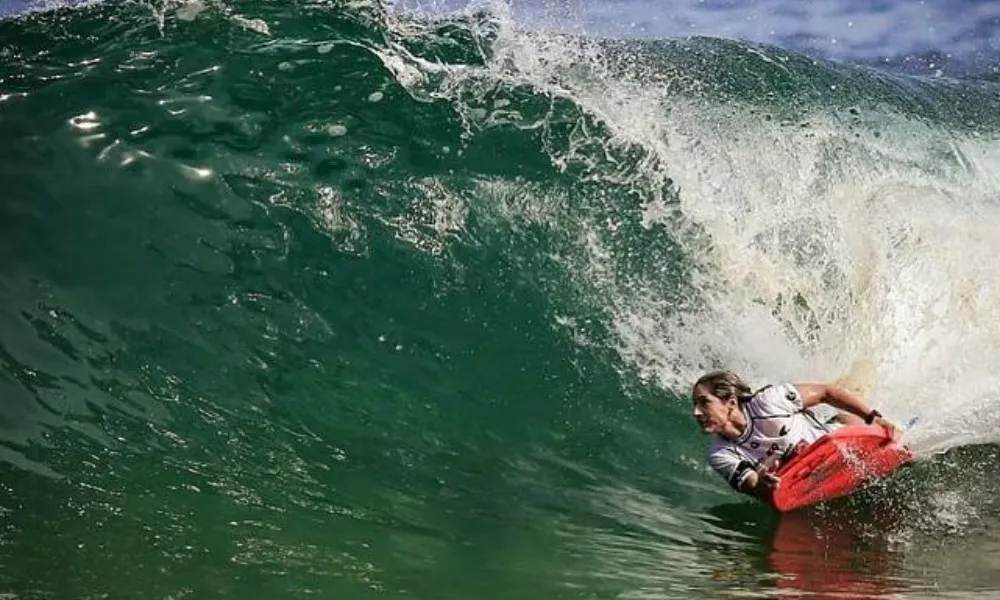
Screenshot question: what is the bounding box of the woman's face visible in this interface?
[691,384,735,435]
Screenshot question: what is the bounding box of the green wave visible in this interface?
[3,1,1000,598]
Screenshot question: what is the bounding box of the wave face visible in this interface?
[4,1,1000,598]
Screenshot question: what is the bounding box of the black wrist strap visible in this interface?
[864,409,882,425]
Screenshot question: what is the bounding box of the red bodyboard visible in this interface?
[769,424,913,512]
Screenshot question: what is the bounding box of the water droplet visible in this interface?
[69,111,101,132]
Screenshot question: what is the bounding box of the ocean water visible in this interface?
[3,0,1000,598]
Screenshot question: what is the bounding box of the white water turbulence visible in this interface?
[629,103,1000,459]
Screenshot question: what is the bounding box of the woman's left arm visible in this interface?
[795,383,900,439]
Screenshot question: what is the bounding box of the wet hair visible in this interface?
[693,370,754,403]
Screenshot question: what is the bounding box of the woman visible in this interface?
[691,370,900,498]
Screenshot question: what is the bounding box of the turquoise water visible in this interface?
[5,1,1000,598]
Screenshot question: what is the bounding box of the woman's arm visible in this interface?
[738,469,781,499]
[795,383,899,438]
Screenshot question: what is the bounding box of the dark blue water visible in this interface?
[386,0,1000,76]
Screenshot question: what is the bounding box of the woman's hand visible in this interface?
[875,416,901,442]
[758,471,781,491]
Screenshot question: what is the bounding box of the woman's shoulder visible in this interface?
[748,383,800,413]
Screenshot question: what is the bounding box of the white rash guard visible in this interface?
[707,383,837,491]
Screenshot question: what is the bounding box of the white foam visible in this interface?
[653,108,1000,457]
